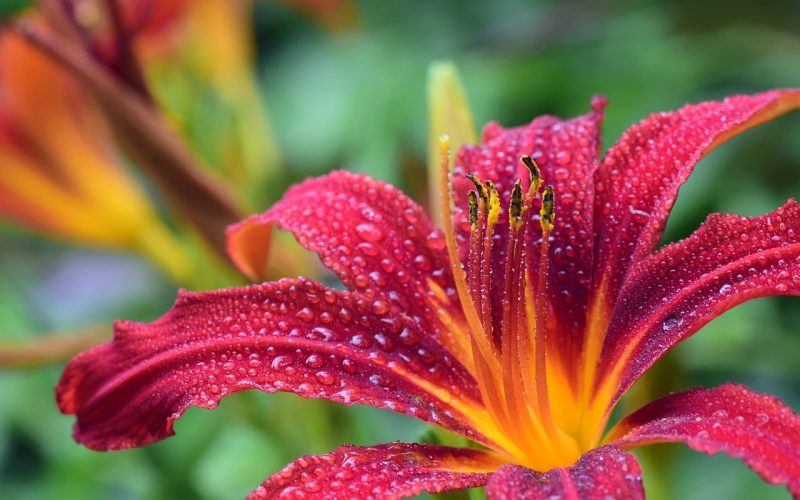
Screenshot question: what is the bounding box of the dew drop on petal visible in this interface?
[662,315,683,332]
[314,371,335,385]
[371,300,389,315]
[296,307,314,322]
[356,223,384,242]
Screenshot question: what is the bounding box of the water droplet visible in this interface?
[755,412,770,425]
[314,371,335,385]
[380,258,396,272]
[271,355,293,370]
[341,358,357,374]
[338,307,352,322]
[371,300,389,315]
[296,307,314,322]
[350,334,371,348]
[662,315,683,332]
[374,333,395,352]
[712,409,729,419]
[718,284,732,294]
[355,223,384,242]
[357,242,379,256]
[305,354,323,368]
[426,231,446,251]
[398,327,419,346]
[413,255,432,271]
[303,480,321,493]
[402,208,419,223]
[248,353,262,368]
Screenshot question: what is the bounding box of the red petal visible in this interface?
[592,89,800,304]
[226,171,464,353]
[599,200,800,400]
[485,446,644,500]
[57,278,492,451]
[608,384,800,497]
[451,98,605,360]
[248,442,499,499]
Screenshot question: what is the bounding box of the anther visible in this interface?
[521,156,542,195]
[509,180,524,225]
[468,191,479,226]
[540,185,555,232]
[466,174,489,204]
[485,180,501,225]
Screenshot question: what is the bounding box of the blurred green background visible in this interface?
[2,0,800,498]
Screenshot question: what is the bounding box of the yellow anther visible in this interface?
[485,180,501,226]
[521,156,542,196]
[468,190,479,226]
[540,185,555,232]
[509,180,524,227]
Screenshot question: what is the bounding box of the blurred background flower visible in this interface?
[1,0,799,499]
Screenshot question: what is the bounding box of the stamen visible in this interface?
[484,180,501,225]
[468,191,479,226]
[500,179,536,447]
[534,185,557,434]
[479,181,498,345]
[509,180,524,226]
[540,185,555,232]
[467,173,488,204]
[521,155,542,197]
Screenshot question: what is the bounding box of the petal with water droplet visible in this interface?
[226,171,465,358]
[592,89,800,306]
[599,199,800,403]
[248,443,499,500]
[608,384,800,497]
[485,446,644,500]
[56,278,496,451]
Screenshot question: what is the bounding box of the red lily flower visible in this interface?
[57,90,800,498]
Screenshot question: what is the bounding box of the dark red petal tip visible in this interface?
[248,443,498,499]
[609,384,800,497]
[485,446,644,500]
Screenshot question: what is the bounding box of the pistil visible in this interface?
[437,137,510,434]
[534,185,557,434]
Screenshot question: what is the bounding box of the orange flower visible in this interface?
[0,29,190,282]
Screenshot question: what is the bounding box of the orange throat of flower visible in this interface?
[435,139,611,472]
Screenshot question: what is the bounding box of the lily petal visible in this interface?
[227,171,469,363]
[249,442,499,499]
[451,98,605,360]
[485,445,644,500]
[57,278,493,451]
[600,199,800,401]
[592,89,800,305]
[608,384,800,497]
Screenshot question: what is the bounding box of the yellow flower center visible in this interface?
[435,138,611,471]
